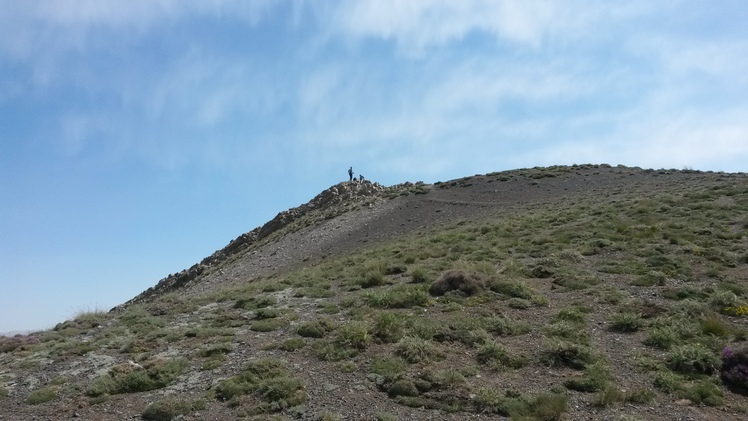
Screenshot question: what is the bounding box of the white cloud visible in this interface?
[0,0,277,61]
[330,0,661,55]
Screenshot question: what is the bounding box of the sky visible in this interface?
[1,1,747,333]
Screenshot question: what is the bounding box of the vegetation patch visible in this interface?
[215,357,306,413]
[721,345,748,394]
[429,269,486,296]
[476,340,528,370]
[87,358,187,397]
[25,387,58,405]
[395,336,444,364]
[296,319,336,338]
[142,398,206,421]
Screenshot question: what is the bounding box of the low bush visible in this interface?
[370,356,407,382]
[25,387,57,405]
[721,345,748,393]
[296,319,335,338]
[250,318,288,332]
[359,270,386,288]
[489,279,534,299]
[610,311,643,332]
[565,362,612,392]
[473,389,567,419]
[409,267,429,283]
[476,341,528,370]
[142,399,206,421]
[543,320,589,345]
[335,321,371,351]
[87,358,187,397]
[429,269,486,296]
[667,344,720,375]
[214,358,306,412]
[278,338,306,352]
[396,336,443,364]
[372,311,406,343]
[541,341,595,370]
[364,285,431,308]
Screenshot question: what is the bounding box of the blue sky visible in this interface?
[1,1,747,333]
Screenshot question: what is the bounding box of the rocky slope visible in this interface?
[2,164,748,421]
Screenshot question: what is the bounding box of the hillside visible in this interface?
[2,164,748,420]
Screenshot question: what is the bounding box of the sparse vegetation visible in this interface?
[25,387,57,405]
[87,358,187,397]
[214,358,306,412]
[4,166,748,419]
[142,398,206,421]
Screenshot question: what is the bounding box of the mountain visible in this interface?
[2,164,748,420]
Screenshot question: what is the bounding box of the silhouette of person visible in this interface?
[359,175,364,182]
[348,167,353,182]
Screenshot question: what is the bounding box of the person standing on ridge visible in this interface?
[348,166,353,182]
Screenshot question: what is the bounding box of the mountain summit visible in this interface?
[2,164,748,420]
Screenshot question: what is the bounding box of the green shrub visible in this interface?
[250,318,288,332]
[142,399,205,421]
[372,311,406,343]
[592,385,623,408]
[370,356,407,382]
[311,340,351,362]
[610,311,643,332]
[485,316,531,337]
[430,269,486,296]
[543,320,589,344]
[681,379,724,406]
[234,295,277,310]
[555,307,586,323]
[490,279,534,299]
[653,370,684,393]
[376,412,398,421]
[196,343,234,358]
[541,341,595,370]
[279,338,306,352]
[359,270,385,288]
[297,319,335,338]
[215,358,306,411]
[410,267,429,283]
[710,290,740,311]
[335,321,371,351]
[396,336,443,363]
[25,387,57,405]
[473,389,567,419]
[644,326,679,349]
[317,410,343,421]
[564,362,612,392]
[507,298,531,309]
[529,393,568,420]
[387,379,419,397]
[633,271,667,287]
[254,308,280,319]
[476,341,528,369]
[365,285,431,308]
[701,313,731,337]
[87,358,187,396]
[625,388,656,403]
[667,344,720,375]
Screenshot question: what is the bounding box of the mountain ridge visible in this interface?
[3,164,748,421]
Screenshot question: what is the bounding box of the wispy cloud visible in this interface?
[329,0,665,55]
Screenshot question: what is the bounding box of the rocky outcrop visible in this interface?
[116,181,387,309]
